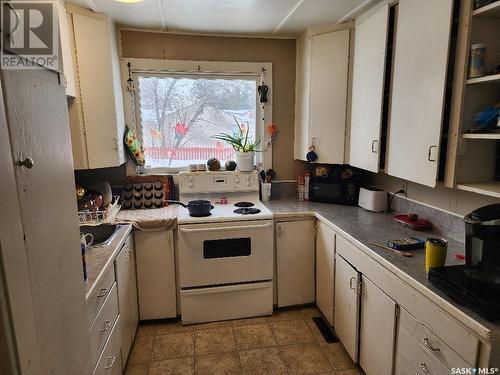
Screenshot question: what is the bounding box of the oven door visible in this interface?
[178,220,274,288]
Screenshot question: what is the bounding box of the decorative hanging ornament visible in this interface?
[258,66,268,103]
[306,145,318,162]
[126,61,135,92]
[175,122,188,135]
[258,84,268,103]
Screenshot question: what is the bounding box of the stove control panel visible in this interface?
[179,171,259,194]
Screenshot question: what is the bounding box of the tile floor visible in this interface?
[125,306,364,375]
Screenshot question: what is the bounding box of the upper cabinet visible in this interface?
[386,0,454,187]
[445,0,500,199]
[65,5,126,170]
[55,0,76,97]
[294,25,351,164]
[349,4,390,173]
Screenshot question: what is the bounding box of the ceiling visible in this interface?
[66,0,372,37]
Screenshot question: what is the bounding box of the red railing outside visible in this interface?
[145,146,236,162]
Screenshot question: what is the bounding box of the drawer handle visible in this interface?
[100,320,112,332]
[423,337,440,352]
[419,362,431,375]
[428,145,437,162]
[104,356,116,370]
[97,288,108,298]
[349,277,357,290]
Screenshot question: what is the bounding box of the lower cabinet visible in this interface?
[316,221,336,325]
[135,229,177,319]
[115,234,139,367]
[87,231,139,371]
[359,276,397,375]
[92,316,122,375]
[333,252,397,375]
[276,219,315,307]
[396,307,473,375]
[333,254,360,362]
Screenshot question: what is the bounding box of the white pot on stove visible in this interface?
[236,151,255,172]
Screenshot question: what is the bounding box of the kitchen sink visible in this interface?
[79,224,118,247]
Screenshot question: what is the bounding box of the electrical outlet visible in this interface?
[401,182,408,197]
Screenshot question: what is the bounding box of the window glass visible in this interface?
[137,75,257,168]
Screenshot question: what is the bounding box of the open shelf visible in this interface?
[462,132,500,139]
[457,181,500,198]
[473,0,500,17]
[466,73,500,85]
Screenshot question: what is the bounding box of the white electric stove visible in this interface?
[177,170,273,223]
[176,171,274,325]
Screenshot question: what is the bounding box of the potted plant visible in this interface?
[213,117,260,172]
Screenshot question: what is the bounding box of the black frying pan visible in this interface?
[167,200,214,217]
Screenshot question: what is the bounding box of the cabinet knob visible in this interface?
[16,156,34,169]
[371,140,378,154]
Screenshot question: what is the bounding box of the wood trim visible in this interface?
[117,26,299,40]
[65,3,108,22]
[444,0,473,188]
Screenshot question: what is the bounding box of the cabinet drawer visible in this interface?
[412,295,479,365]
[90,283,119,367]
[93,315,122,375]
[400,307,472,368]
[398,325,451,375]
[87,264,115,327]
[336,235,358,258]
[395,353,423,375]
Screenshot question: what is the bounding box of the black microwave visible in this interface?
[309,167,361,205]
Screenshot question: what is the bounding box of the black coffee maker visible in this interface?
[428,204,500,321]
[464,204,500,296]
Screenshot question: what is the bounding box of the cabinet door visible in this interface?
[55,0,76,97]
[294,31,312,161]
[349,4,389,172]
[334,254,360,362]
[276,220,315,307]
[316,221,336,326]
[309,29,350,164]
[128,243,139,344]
[135,230,177,319]
[3,69,91,373]
[72,12,123,169]
[115,244,132,364]
[359,276,397,375]
[386,0,454,187]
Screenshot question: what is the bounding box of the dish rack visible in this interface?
[78,196,121,225]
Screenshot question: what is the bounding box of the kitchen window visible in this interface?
[124,60,273,172]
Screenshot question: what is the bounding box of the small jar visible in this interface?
[468,43,486,78]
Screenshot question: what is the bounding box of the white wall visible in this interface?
[369,173,500,216]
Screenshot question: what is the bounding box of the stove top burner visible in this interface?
[234,207,261,215]
[234,201,255,208]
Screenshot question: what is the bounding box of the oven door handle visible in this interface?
[179,223,272,233]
